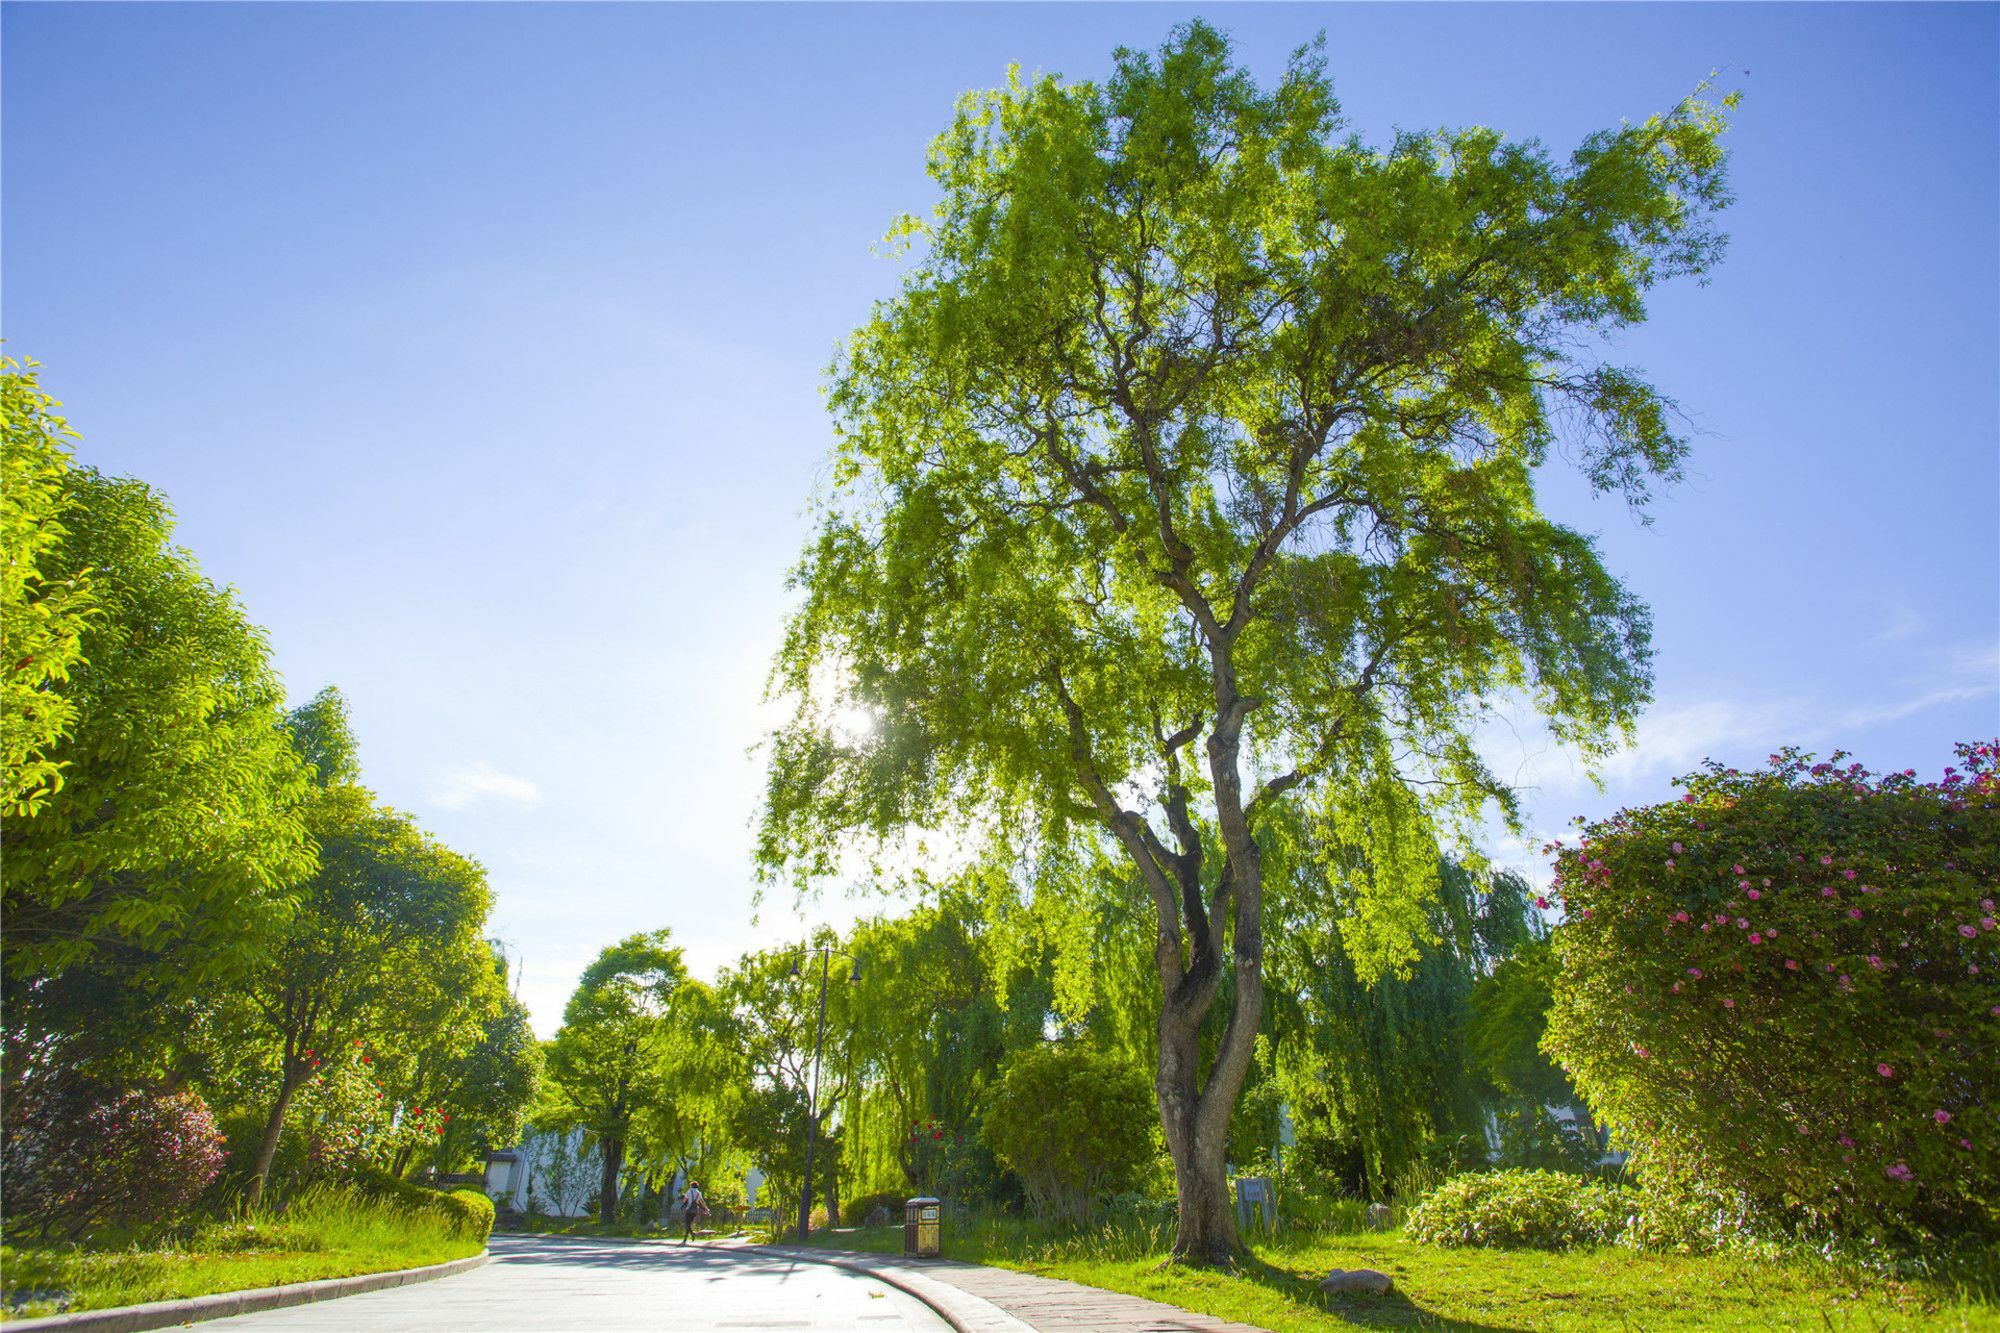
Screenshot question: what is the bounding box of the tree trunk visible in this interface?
[245,1074,303,1212]
[598,1135,624,1224]
[826,1151,840,1228]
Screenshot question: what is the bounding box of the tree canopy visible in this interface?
[760,20,1734,1260]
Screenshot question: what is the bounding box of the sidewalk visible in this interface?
[762,1244,1272,1333]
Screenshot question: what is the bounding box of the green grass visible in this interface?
[0,1186,483,1321]
[794,1217,2000,1332]
[502,1214,685,1240]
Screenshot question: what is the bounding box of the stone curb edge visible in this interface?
[4,1250,490,1333]
[759,1244,1035,1333]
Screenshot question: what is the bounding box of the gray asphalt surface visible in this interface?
[196,1233,950,1332]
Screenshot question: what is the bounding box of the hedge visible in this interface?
[1543,744,1999,1242]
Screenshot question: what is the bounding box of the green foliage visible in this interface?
[843,1190,912,1224]
[1,358,96,818]
[348,1170,496,1243]
[1543,745,2000,1243]
[1489,1106,1605,1176]
[540,930,691,1221]
[3,466,314,1062]
[1406,1169,1630,1250]
[1466,938,1575,1108]
[1,1073,226,1240]
[233,740,497,1206]
[759,18,1733,1253]
[1268,857,1541,1197]
[986,1044,1155,1223]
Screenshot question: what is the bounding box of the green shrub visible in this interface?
[448,1190,496,1243]
[348,1170,493,1243]
[985,1043,1154,1225]
[1616,1175,1760,1255]
[1544,745,2000,1244]
[843,1191,909,1224]
[1406,1170,1630,1250]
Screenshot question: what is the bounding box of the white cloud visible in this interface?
[432,761,541,811]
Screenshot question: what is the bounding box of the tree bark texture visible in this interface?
[598,1135,625,1224]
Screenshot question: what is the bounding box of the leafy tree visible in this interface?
[1,358,95,818]
[716,934,859,1235]
[1269,856,1539,1196]
[1466,936,1576,1109]
[375,947,536,1178]
[541,931,687,1224]
[237,689,495,1208]
[627,978,741,1215]
[423,987,543,1178]
[986,1043,1155,1223]
[3,468,314,1078]
[759,21,1735,1259]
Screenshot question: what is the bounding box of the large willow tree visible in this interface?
[760,22,1734,1262]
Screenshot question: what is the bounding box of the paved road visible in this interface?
[199,1234,950,1332]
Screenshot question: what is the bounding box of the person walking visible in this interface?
[678,1179,708,1244]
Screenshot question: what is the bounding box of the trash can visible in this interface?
[903,1196,940,1258]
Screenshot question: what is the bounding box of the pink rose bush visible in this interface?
[1543,743,2000,1242]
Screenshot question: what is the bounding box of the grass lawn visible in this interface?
[797,1222,2000,1332]
[0,1189,483,1321]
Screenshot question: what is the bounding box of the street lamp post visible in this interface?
[787,944,859,1243]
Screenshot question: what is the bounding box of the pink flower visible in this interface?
[1665,859,1676,869]
[1843,870,1857,881]
[1962,1139,1974,1151]
[1982,917,1996,931]
[1849,908,1864,920]
[1674,910,1690,922]
[1885,1163,1913,1182]
[1822,887,1836,897]
[1877,1063,1894,1078]
[1982,899,1995,913]
[1934,1110,1952,1124]
[1733,864,1746,875]
[1838,1134,1855,1148]
[1785,959,1799,970]
[1960,924,1979,938]
[1749,933,1763,945]
[1634,1046,1650,1059]
[1868,955,1883,969]
[1736,917,1750,929]
[1820,856,1834,866]
[1672,842,1685,854]
[1738,879,1752,891]
[1722,997,1736,1009]
[1747,889,1761,900]
[1672,982,1683,993]
[1797,1123,1810,1135]
[1688,967,1703,979]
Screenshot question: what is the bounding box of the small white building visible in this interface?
[483,1127,768,1220]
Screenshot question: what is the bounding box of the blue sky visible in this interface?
[6,3,1995,1034]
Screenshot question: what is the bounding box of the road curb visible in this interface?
[3,1251,489,1333]
[760,1244,1035,1333]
